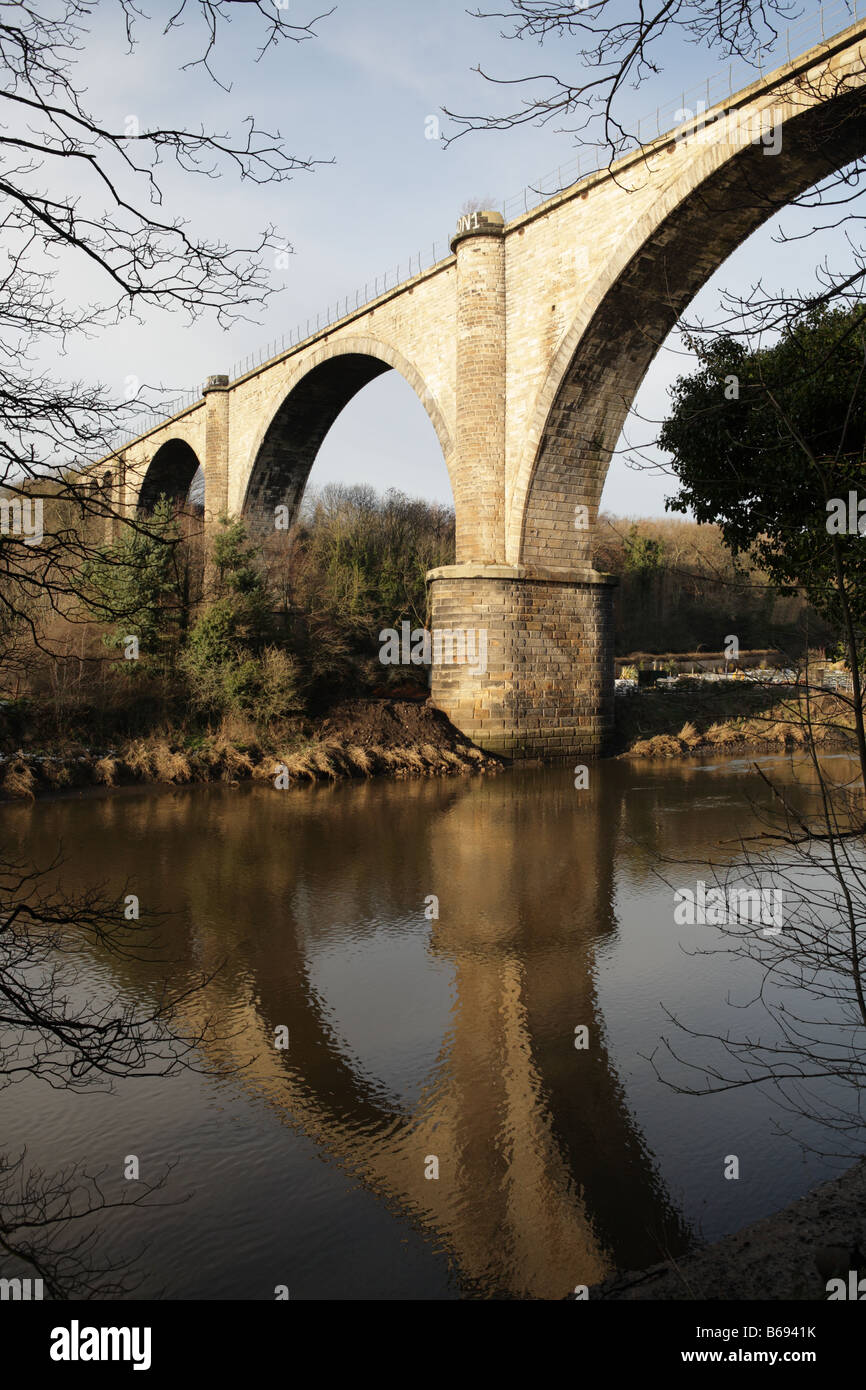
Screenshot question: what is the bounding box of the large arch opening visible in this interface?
[137,437,206,606]
[244,347,455,702]
[303,371,454,509]
[517,77,866,567]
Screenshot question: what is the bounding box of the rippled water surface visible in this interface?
[0,756,854,1299]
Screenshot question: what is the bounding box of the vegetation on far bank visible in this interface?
[0,471,855,795]
[614,678,859,758]
[595,513,831,657]
[2,487,457,777]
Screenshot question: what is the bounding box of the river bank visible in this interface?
[588,1157,866,1300]
[0,697,502,800]
[614,680,857,759]
[2,680,857,800]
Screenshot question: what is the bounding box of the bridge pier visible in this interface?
[438,210,619,758]
[450,210,506,563]
[427,563,617,758]
[202,374,230,525]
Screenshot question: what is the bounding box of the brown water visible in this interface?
[0,754,855,1299]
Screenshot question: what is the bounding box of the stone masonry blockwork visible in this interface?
[427,565,618,757]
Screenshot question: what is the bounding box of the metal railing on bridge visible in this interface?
[500,0,864,218]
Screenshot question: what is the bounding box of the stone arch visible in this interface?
[138,438,203,514]
[513,71,866,567]
[241,336,454,530]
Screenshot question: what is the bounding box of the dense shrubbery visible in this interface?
[3,486,836,735]
[62,485,456,731]
[81,497,191,674]
[180,517,305,719]
[261,483,456,706]
[593,513,832,657]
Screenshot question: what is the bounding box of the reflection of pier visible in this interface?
[163,771,691,1298]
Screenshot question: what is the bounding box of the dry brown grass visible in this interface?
[397,748,426,772]
[123,740,154,779]
[628,733,686,758]
[41,760,73,790]
[344,743,374,775]
[215,712,261,748]
[705,722,740,746]
[624,687,861,758]
[308,744,342,778]
[211,740,254,781]
[281,749,319,781]
[151,741,193,783]
[1,758,37,798]
[0,724,497,801]
[94,755,120,786]
[677,720,702,748]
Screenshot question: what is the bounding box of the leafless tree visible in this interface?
[648,733,866,1158]
[445,0,800,152]
[0,0,329,1296]
[0,0,332,668]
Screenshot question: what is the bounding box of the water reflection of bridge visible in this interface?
[148,770,691,1299]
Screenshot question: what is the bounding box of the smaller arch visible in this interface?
[241,336,454,530]
[138,438,203,514]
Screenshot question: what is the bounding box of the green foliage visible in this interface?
[264,484,456,703]
[183,515,290,716]
[660,306,866,640]
[623,526,665,574]
[82,497,186,672]
[78,490,457,727]
[287,484,454,630]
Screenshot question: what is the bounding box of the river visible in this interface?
[0,753,857,1299]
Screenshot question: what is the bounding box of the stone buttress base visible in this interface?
[426,564,617,758]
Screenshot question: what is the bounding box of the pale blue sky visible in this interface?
[64,0,851,517]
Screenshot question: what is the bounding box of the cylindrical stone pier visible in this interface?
[202,373,230,527]
[450,211,506,564]
[431,209,618,759]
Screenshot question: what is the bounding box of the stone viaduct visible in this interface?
[96,16,866,756]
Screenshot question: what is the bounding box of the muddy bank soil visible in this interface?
[317,697,474,749]
[0,698,502,800]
